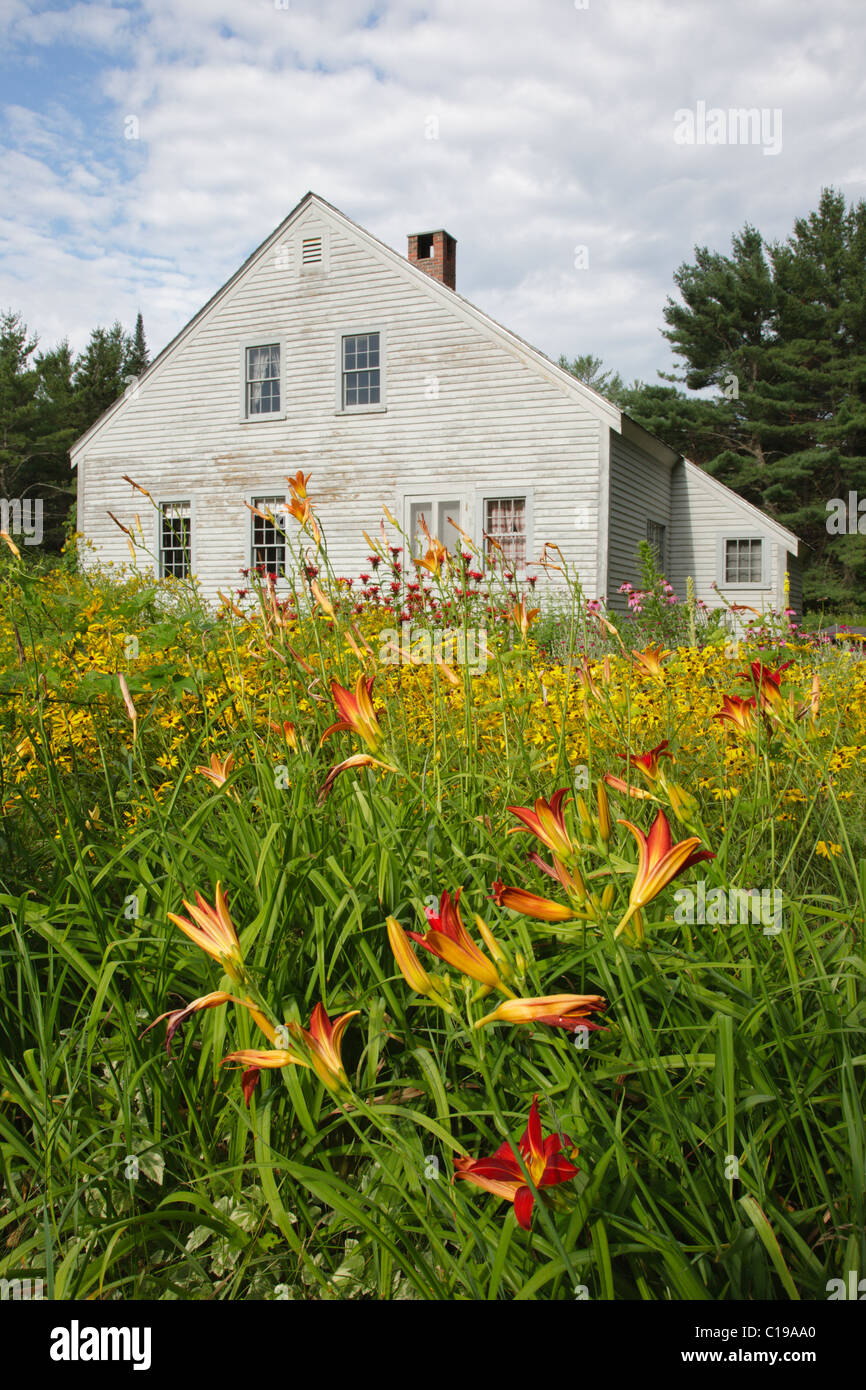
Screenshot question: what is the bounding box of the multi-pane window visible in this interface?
[251,496,288,577]
[245,344,281,416]
[485,497,526,570]
[646,520,666,569]
[342,333,380,407]
[159,502,191,579]
[725,538,763,584]
[410,499,461,556]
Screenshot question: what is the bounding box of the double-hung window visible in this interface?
[251,496,288,577]
[342,332,381,408]
[159,502,191,579]
[485,497,527,570]
[244,344,281,417]
[724,537,763,585]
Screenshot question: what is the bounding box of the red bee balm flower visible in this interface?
[454,1097,579,1230]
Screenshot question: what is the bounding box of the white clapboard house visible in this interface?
[70,192,801,614]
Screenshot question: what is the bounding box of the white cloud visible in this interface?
[0,0,865,385]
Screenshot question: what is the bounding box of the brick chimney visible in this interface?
[408,229,456,290]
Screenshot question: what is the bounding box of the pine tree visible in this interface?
[0,310,40,503]
[658,190,866,604]
[125,311,149,377]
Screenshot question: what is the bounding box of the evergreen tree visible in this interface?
[125,311,149,377]
[72,321,132,427]
[658,189,866,604]
[0,310,40,503]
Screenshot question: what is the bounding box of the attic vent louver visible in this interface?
[301,236,323,264]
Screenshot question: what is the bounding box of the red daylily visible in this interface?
[453,1096,579,1230]
[736,660,793,713]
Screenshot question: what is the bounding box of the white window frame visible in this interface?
[394,487,470,562]
[155,498,195,579]
[476,486,534,581]
[239,337,287,423]
[248,491,291,582]
[335,326,387,415]
[717,533,768,589]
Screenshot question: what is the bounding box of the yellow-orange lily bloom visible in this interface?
[142,990,238,1055]
[320,674,383,752]
[167,882,244,978]
[289,1003,359,1095]
[632,646,670,678]
[475,993,607,1033]
[195,752,236,788]
[507,790,575,861]
[317,752,396,804]
[287,470,311,500]
[614,810,715,938]
[713,694,759,735]
[511,601,540,639]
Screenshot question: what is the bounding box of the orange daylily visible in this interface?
[141,990,264,1056]
[406,890,508,992]
[287,470,311,500]
[453,1096,579,1231]
[511,601,540,639]
[632,646,670,679]
[290,1002,359,1095]
[224,1003,359,1101]
[167,882,245,978]
[317,752,396,804]
[603,739,673,798]
[195,752,236,788]
[614,809,715,938]
[506,790,576,862]
[490,879,579,923]
[476,993,607,1033]
[141,990,235,1055]
[320,674,383,752]
[269,719,299,750]
[713,694,759,735]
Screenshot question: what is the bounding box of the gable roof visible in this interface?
[679,458,799,553]
[70,191,620,461]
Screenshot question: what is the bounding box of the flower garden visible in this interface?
[0,475,864,1302]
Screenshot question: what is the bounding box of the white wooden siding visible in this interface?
[669,461,795,613]
[606,432,673,612]
[75,202,606,600]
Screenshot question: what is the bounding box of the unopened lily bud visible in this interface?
[576,794,593,840]
[601,883,615,912]
[666,782,698,824]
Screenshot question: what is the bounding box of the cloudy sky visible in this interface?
[1,0,864,385]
